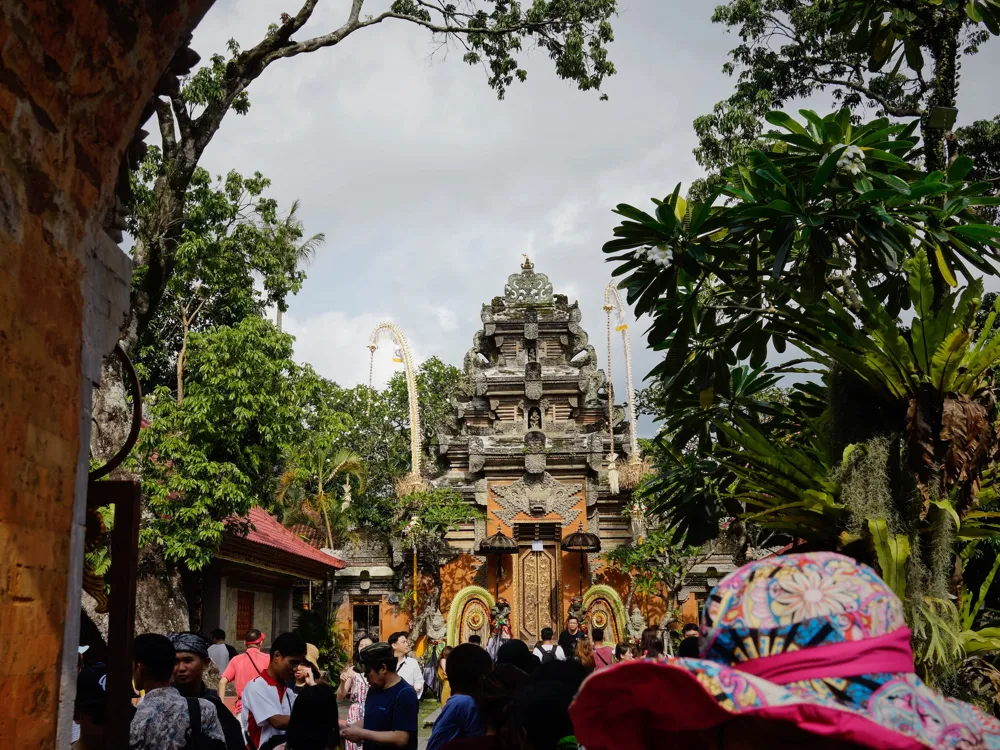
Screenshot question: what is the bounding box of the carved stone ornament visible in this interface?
[525,454,546,474]
[524,322,539,340]
[504,257,554,305]
[469,436,486,473]
[491,472,582,527]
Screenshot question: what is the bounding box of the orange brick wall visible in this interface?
[0,3,213,746]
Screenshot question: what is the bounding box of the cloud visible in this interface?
[173,0,998,442]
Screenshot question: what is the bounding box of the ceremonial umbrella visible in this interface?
[562,525,602,596]
[479,530,517,598]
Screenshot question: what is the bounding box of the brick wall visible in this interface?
[0,2,213,746]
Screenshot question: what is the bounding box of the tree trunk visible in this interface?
[176,320,188,405]
[276,306,283,331]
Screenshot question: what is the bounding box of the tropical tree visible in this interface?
[694,0,1000,192]
[271,199,325,331]
[278,443,367,551]
[604,107,1000,685]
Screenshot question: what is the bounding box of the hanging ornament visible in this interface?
[607,452,620,496]
[392,345,404,363]
[342,478,352,510]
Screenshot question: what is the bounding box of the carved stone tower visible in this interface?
[436,258,632,645]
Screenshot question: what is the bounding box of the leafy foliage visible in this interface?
[137,318,302,569]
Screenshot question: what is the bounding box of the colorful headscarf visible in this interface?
[571,552,1000,750]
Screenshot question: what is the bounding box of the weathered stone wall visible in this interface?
[0,3,212,746]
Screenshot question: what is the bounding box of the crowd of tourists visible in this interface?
[72,553,1000,749]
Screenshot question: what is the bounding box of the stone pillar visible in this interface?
[0,3,215,746]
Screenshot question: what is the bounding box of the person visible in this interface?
[468,635,482,646]
[531,628,566,664]
[72,644,91,745]
[437,645,453,706]
[574,637,595,673]
[73,664,108,750]
[557,617,585,659]
[571,552,1000,750]
[274,683,340,750]
[340,642,419,750]
[426,644,492,750]
[495,639,540,674]
[130,633,226,750]
[218,628,270,726]
[590,628,614,671]
[613,642,636,663]
[290,661,320,696]
[208,629,238,674]
[439,664,528,750]
[513,681,578,750]
[639,627,664,659]
[243,631,307,750]
[170,632,245,750]
[337,634,373,750]
[676,622,700,658]
[387,631,424,698]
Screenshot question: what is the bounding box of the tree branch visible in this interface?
[154,98,178,161]
[806,74,923,118]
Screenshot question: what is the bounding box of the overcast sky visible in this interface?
[180,1,1000,436]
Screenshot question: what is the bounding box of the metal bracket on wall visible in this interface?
[87,344,143,750]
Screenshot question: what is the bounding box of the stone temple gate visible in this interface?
[431,257,633,644]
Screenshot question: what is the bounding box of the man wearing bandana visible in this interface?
[170,632,245,750]
[219,629,271,731]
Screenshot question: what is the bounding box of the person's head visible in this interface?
[387,631,410,659]
[359,642,398,689]
[438,645,453,668]
[477,664,529,739]
[269,632,307,683]
[532,658,588,694]
[614,642,636,662]
[245,629,265,649]
[514,680,577,750]
[352,633,374,673]
[566,616,580,634]
[640,627,664,658]
[168,632,210,693]
[283,683,340,750]
[446,643,493,696]
[540,627,554,643]
[295,661,321,685]
[496,639,540,674]
[682,623,700,637]
[591,627,604,644]
[210,628,226,644]
[75,664,108,747]
[575,637,595,670]
[132,633,176,692]
[468,634,482,645]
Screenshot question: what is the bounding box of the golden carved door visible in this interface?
[517,545,558,643]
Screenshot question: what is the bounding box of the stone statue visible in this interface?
[528,408,541,429]
[425,601,447,642]
[486,597,512,660]
[568,596,587,630]
[627,606,647,642]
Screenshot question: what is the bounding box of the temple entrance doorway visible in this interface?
[514,523,561,643]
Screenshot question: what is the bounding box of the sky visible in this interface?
[179,1,1000,437]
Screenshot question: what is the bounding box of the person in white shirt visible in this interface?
[533,627,567,663]
[388,631,424,699]
[207,629,234,674]
[242,632,306,750]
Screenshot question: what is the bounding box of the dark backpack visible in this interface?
[185,698,228,750]
[539,645,559,664]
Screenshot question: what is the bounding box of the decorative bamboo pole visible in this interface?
[367,322,425,495]
[603,283,651,489]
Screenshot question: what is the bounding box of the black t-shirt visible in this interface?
[558,629,585,657]
[195,684,245,750]
[364,678,419,750]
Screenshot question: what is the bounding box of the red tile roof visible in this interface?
[241,507,345,570]
[286,524,326,550]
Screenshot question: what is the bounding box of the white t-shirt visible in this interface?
[396,656,425,698]
[208,643,231,673]
[533,644,567,662]
[242,674,296,749]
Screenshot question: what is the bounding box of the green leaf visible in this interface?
[868,518,910,597]
[765,111,810,137]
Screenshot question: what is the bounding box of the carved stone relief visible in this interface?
[504,264,554,305]
[491,472,583,527]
